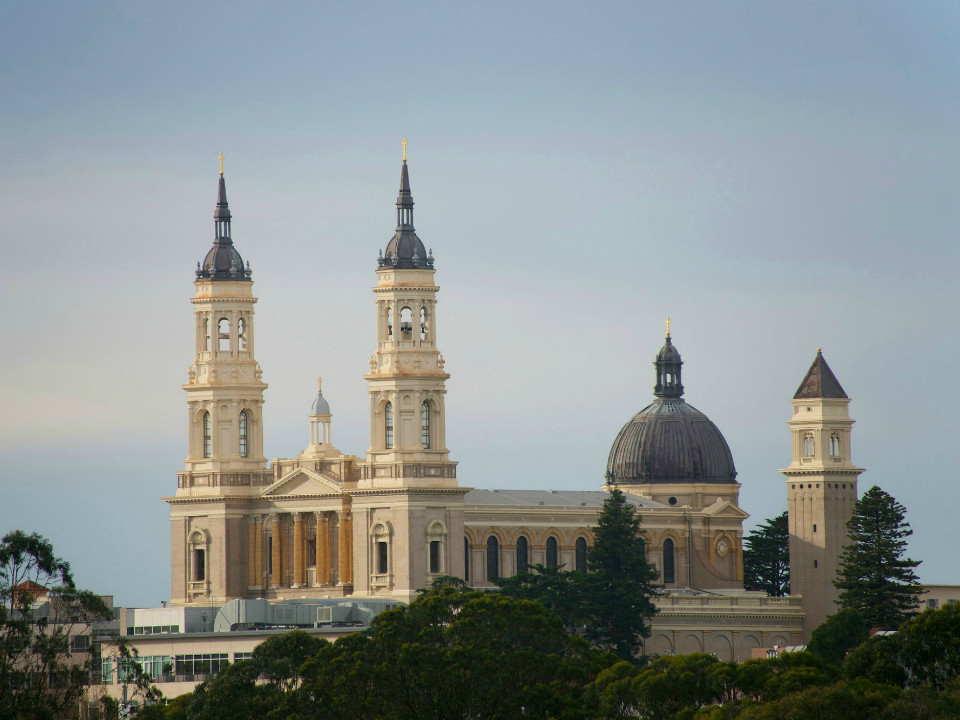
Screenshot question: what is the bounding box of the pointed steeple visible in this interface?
[793,349,848,399]
[654,320,684,398]
[379,140,431,269]
[196,158,252,282]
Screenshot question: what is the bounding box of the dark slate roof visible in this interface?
[606,398,737,485]
[463,489,666,509]
[379,161,434,270]
[197,174,252,282]
[793,350,848,399]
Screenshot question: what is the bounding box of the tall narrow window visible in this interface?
[239,411,249,458]
[429,540,440,574]
[203,318,210,351]
[546,536,559,568]
[486,536,499,581]
[193,549,206,581]
[386,308,393,341]
[421,401,431,449]
[830,433,840,457]
[384,402,394,449]
[516,536,529,574]
[377,541,388,574]
[218,318,230,352]
[202,413,212,458]
[663,538,675,584]
[420,307,427,340]
[575,537,588,573]
[464,537,470,582]
[237,317,247,350]
[400,307,413,338]
[803,433,815,458]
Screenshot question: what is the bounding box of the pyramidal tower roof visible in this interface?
[793,349,848,400]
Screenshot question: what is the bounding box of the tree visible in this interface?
[0,530,114,720]
[495,488,661,662]
[584,488,661,660]
[742,512,789,596]
[807,608,870,667]
[834,486,922,629]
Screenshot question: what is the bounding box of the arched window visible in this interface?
[464,537,470,582]
[663,538,675,584]
[239,411,249,458]
[830,433,841,457]
[384,402,394,449]
[575,537,588,573]
[546,536,559,569]
[202,412,212,458]
[400,307,413,338]
[516,535,529,574]
[189,532,208,584]
[372,523,390,576]
[420,307,427,340]
[803,433,815,458]
[486,536,499,581]
[421,401,431,449]
[217,318,230,352]
[237,317,247,350]
[386,307,393,341]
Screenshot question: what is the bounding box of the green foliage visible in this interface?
[0,530,114,720]
[735,679,899,720]
[584,488,661,660]
[742,512,789,597]
[496,488,660,662]
[835,485,922,629]
[896,602,960,690]
[807,608,870,666]
[843,633,906,687]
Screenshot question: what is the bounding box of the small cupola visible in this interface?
[654,318,684,398]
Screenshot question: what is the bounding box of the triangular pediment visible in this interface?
[262,467,342,498]
[702,499,749,520]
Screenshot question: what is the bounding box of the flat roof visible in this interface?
[463,489,666,509]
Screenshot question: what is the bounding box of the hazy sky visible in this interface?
[1,1,958,607]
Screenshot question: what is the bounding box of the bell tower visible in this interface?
[351,144,466,601]
[780,350,863,638]
[169,160,270,606]
[180,162,268,481]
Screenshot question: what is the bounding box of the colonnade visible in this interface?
[247,510,353,590]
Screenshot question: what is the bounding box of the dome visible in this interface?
[606,398,737,485]
[605,330,736,485]
[311,392,331,416]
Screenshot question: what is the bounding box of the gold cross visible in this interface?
[317,376,323,393]
[218,152,224,175]
[402,137,407,162]
[665,317,671,338]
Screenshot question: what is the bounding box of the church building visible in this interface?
[165,153,862,654]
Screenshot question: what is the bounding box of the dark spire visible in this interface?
[654,321,684,398]
[196,162,251,282]
[793,349,848,399]
[379,141,431,270]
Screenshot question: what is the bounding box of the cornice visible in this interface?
[347,487,470,498]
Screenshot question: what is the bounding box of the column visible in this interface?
[247,516,259,588]
[293,513,305,587]
[255,515,265,585]
[316,512,329,585]
[338,511,353,587]
[271,514,283,587]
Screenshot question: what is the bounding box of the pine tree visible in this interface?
[742,511,790,596]
[834,485,922,629]
[584,488,661,660]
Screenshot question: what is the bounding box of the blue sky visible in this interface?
[1,1,958,606]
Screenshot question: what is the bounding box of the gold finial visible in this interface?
[665,317,671,338]
[317,376,323,394]
[402,137,407,163]
[817,347,822,353]
[218,152,224,175]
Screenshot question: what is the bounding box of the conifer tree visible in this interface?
[583,487,661,660]
[742,511,790,596]
[834,485,922,629]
